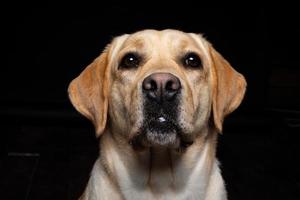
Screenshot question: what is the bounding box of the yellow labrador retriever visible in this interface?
[68,29,246,200]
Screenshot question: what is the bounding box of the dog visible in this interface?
[68,29,246,200]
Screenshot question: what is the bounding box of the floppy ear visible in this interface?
[68,51,109,137]
[209,45,247,133]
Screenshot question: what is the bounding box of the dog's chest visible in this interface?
[117,147,211,200]
[120,168,209,200]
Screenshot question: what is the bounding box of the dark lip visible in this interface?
[128,118,179,149]
[144,117,180,133]
[129,127,194,151]
[133,94,192,149]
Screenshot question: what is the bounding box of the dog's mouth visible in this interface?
[130,109,194,150]
[130,121,179,149]
[143,115,180,145]
[146,115,179,134]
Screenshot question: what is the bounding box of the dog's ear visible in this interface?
[68,51,109,137]
[209,45,247,133]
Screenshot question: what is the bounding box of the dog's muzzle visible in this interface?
[133,73,183,148]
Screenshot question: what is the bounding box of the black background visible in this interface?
[2,4,300,200]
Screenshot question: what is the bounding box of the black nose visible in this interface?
[142,73,181,103]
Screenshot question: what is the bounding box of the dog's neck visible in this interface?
[99,128,218,198]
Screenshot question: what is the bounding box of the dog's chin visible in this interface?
[145,129,179,147]
[130,129,180,150]
[130,120,193,150]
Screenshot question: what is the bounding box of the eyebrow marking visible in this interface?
[189,34,210,60]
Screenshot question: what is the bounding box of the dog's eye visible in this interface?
[183,52,202,69]
[119,53,141,69]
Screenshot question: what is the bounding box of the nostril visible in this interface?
[164,77,181,101]
[143,81,151,90]
[165,80,174,91]
[143,79,157,91]
[150,80,157,91]
[165,80,173,91]
[165,78,181,91]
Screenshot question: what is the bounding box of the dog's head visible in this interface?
[68,29,246,150]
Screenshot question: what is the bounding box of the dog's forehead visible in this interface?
[121,29,201,51]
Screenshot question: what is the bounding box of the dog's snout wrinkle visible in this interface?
[142,73,181,103]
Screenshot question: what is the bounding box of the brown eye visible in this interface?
[119,52,141,69]
[183,52,202,69]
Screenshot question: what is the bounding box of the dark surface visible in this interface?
[2,5,300,200]
[2,113,98,200]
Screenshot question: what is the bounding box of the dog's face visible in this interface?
[109,30,213,148]
[68,29,246,150]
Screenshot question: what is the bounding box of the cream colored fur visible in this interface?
[68,29,246,200]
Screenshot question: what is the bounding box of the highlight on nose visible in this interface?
[142,72,181,103]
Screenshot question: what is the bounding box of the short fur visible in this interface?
[68,29,247,200]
